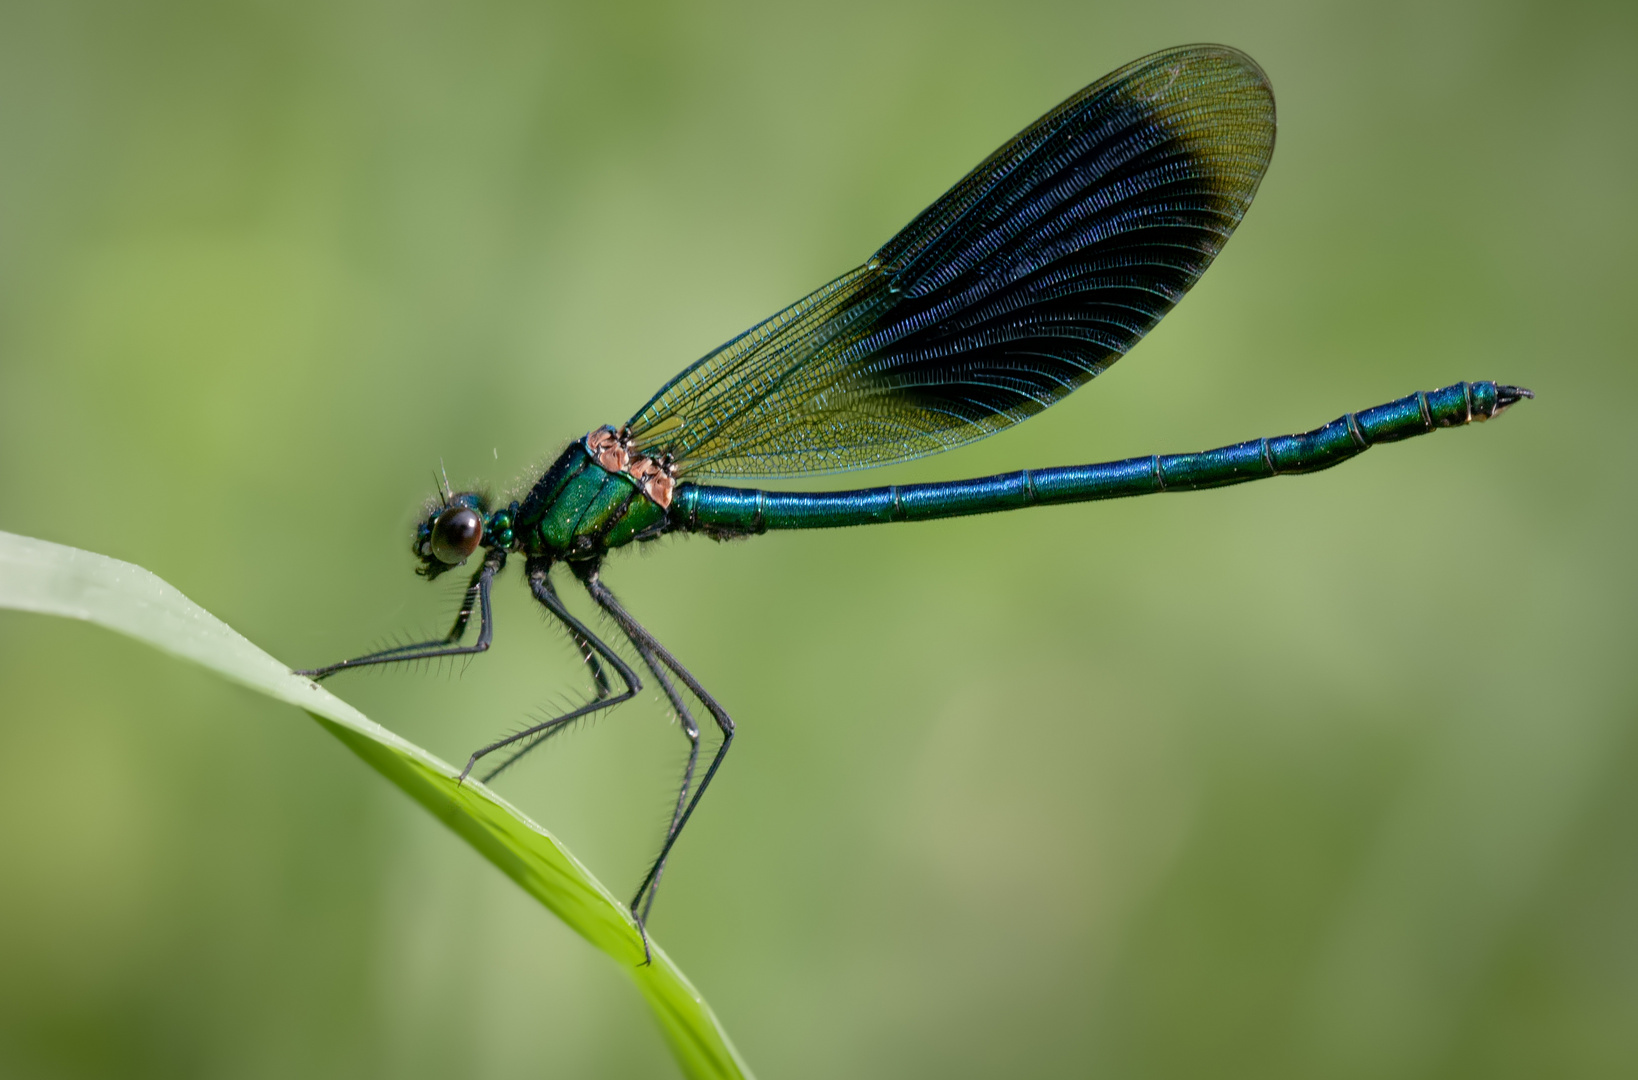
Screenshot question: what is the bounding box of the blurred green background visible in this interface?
[1,1,1634,1077]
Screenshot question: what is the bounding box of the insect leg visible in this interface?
[487,565,699,920]
[569,561,732,925]
[627,638,701,923]
[475,572,691,795]
[296,549,506,679]
[463,557,643,785]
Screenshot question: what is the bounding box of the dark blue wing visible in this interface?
[627,44,1276,477]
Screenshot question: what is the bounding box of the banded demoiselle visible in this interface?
[300,44,1531,941]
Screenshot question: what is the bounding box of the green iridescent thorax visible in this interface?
[514,435,671,560]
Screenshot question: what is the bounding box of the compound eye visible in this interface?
[429,506,483,564]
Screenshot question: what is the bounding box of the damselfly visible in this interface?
[300,44,1530,943]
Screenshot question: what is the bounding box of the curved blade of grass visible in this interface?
[0,529,752,1080]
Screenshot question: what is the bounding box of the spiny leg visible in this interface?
[480,636,688,805]
[550,558,619,703]
[473,568,625,783]
[572,620,617,703]
[463,557,644,786]
[570,561,733,926]
[480,566,699,828]
[489,564,701,921]
[628,637,701,923]
[296,549,506,679]
[476,573,700,855]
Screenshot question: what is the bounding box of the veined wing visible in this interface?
[626,44,1276,478]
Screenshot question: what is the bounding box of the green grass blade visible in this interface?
[0,529,752,1080]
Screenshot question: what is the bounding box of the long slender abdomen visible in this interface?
[671,381,1531,535]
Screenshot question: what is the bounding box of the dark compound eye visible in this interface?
[429,506,483,564]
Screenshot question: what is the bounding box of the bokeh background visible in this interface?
[2,1,1634,1077]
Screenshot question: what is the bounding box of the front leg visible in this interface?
[296,549,505,679]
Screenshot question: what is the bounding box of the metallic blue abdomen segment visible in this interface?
[673,381,1519,535]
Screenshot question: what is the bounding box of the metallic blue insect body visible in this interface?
[301,45,1531,946]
